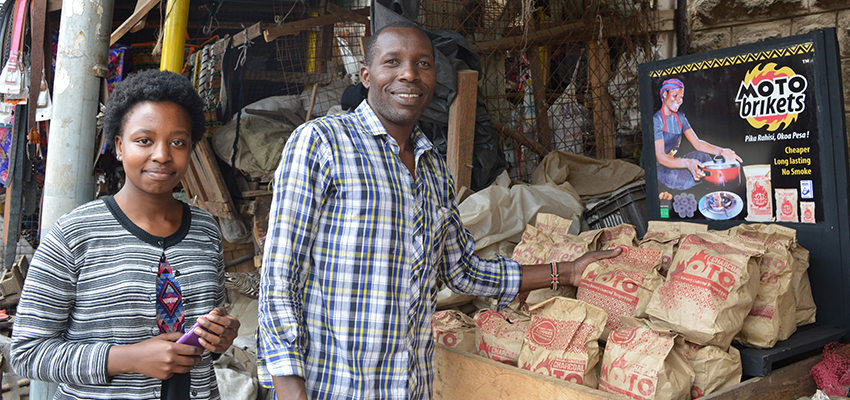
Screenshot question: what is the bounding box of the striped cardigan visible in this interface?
[11,197,226,400]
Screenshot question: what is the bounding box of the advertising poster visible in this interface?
[639,38,822,223]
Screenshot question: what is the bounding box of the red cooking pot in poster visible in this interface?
[700,155,741,187]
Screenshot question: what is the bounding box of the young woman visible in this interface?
[11,69,240,399]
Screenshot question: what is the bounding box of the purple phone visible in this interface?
[176,321,210,347]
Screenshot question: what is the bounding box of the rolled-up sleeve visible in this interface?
[438,200,522,310]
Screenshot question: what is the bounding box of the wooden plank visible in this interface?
[317,0,334,75]
[180,138,237,219]
[326,3,370,25]
[213,22,263,55]
[110,0,161,45]
[264,7,370,42]
[253,195,273,255]
[244,70,337,86]
[436,343,821,400]
[587,40,615,159]
[703,355,820,400]
[446,70,478,192]
[130,0,151,33]
[526,46,551,152]
[472,10,674,54]
[434,345,622,400]
[493,120,550,157]
[48,0,61,12]
[241,189,273,198]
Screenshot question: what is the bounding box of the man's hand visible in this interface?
[194,307,241,354]
[560,247,623,286]
[107,333,203,380]
[683,158,706,181]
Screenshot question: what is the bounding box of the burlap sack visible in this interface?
[599,317,694,400]
[790,243,817,326]
[646,232,764,349]
[596,224,639,250]
[517,297,607,388]
[678,340,742,399]
[475,307,531,366]
[512,213,599,304]
[576,245,664,339]
[433,310,477,354]
[719,224,797,348]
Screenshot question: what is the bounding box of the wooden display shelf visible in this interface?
[434,344,821,400]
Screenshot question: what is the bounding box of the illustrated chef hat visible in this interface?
[660,78,684,99]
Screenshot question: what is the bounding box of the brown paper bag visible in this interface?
[475,307,531,366]
[512,214,599,304]
[647,221,709,235]
[679,340,742,398]
[646,232,764,349]
[718,224,797,348]
[596,224,639,250]
[645,221,708,276]
[639,230,680,276]
[790,244,817,325]
[577,245,665,339]
[599,317,694,400]
[433,310,477,354]
[517,297,607,388]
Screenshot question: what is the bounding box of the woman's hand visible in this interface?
[108,333,203,380]
[193,307,240,354]
[683,158,706,181]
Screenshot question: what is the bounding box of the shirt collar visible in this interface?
[354,100,434,156]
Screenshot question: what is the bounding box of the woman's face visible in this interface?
[114,101,193,200]
[662,88,684,113]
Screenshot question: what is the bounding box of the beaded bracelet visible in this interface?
[550,261,560,290]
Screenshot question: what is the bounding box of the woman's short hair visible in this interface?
[103,69,206,156]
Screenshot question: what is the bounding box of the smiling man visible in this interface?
[258,21,619,400]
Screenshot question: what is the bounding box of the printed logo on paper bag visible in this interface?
[736,63,808,131]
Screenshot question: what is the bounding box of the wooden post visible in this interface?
[447,70,478,192]
[526,46,551,152]
[317,0,335,75]
[588,39,615,159]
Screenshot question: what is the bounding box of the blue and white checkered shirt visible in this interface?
[258,100,522,400]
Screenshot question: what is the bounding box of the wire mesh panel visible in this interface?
[270,0,369,121]
[418,0,658,180]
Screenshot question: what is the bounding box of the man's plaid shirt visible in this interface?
[258,101,522,399]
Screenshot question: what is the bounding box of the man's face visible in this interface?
[361,27,436,133]
[662,88,683,113]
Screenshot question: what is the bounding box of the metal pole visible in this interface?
[33,0,114,396]
[39,1,114,240]
[160,0,189,72]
